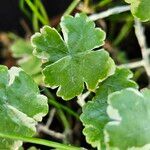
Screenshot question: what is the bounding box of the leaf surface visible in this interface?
[80,68,138,149]
[125,0,150,21]
[11,39,42,84]
[0,65,48,149]
[105,88,150,149]
[31,13,115,100]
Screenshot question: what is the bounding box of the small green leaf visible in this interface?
[11,39,42,84]
[125,0,150,21]
[105,88,150,149]
[31,13,115,100]
[0,65,48,149]
[80,68,138,149]
[11,39,33,57]
[31,26,68,62]
[0,138,22,150]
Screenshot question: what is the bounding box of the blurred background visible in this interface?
[0,0,150,149]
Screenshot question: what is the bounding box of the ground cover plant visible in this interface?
[0,0,150,149]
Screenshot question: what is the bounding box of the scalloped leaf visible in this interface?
[80,68,138,149]
[0,65,48,149]
[125,0,150,21]
[31,13,115,100]
[11,39,42,84]
[105,88,150,149]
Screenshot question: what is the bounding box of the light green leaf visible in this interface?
[31,13,115,100]
[0,65,48,149]
[0,139,22,150]
[11,39,42,84]
[80,68,138,149]
[11,39,33,57]
[125,0,150,21]
[31,26,68,62]
[105,88,150,149]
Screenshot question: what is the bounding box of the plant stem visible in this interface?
[43,88,79,119]
[49,99,79,119]
[25,0,48,25]
[36,0,49,25]
[134,20,150,84]
[89,5,130,21]
[119,60,144,69]
[113,16,133,46]
[38,124,65,140]
[64,0,81,15]
[32,0,39,31]
[57,109,72,144]
[0,133,83,150]
[93,0,111,10]
[19,0,31,19]
[57,109,70,129]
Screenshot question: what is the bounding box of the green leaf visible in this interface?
[0,65,48,149]
[11,39,33,57]
[80,68,138,149]
[0,138,22,150]
[11,39,42,84]
[105,88,150,149]
[31,13,115,100]
[31,26,68,62]
[125,0,150,21]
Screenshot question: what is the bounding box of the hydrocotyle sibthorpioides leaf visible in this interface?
[80,68,138,149]
[31,13,115,100]
[125,0,150,21]
[0,65,48,149]
[11,38,42,84]
[105,88,150,149]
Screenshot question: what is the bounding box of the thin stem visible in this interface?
[57,109,70,129]
[57,109,72,144]
[0,133,83,150]
[19,0,31,19]
[114,16,133,46]
[43,88,79,119]
[37,124,65,140]
[25,0,48,25]
[33,13,39,31]
[89,5,130,21]
[43,87,55,99]
[46,108,56,127]
[93,0,111,10]
[119,60,144,69]
[49,99,79,119]
[77,91,90,107]
[134,20,150,83]
[64,0,81,16]
[32,0,39,32]
[36,0,49,24]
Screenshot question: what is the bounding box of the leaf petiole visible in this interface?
[0,133,84,150]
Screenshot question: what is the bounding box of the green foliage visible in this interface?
[1,10,150,149]
[125,0,150,21]
[11,38,42,84]
[80,68,138,149]
[31,13,115,100]
[0,65,48,149]
[105,88,150,149]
